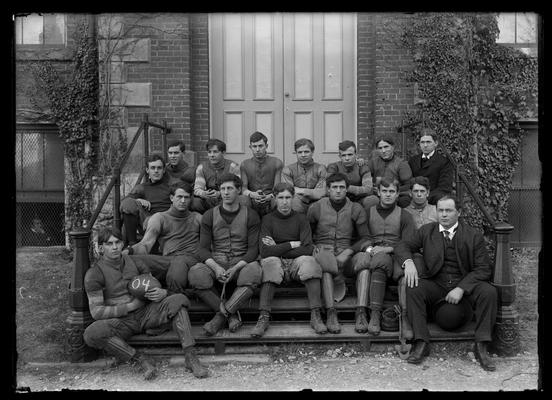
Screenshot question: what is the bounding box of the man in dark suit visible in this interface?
[395,195,497,371]
[408,129,454,205]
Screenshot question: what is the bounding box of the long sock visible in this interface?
[304,278,322,309]
[369,268,387,311]
[259,282,276,312]
[122,214,139,244]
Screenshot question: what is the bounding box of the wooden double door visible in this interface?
[210,13,356,166]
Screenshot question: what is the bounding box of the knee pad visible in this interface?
[236,261,262,287]
[296,256,322,281]
[187,263,214,289]
[260,257,284,285]
[120,197,140,214]
[352,252,371,273]
[166,293,191,311]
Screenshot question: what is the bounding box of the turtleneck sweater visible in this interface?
[281,159,327,201]
[126,173,172,214]
[259,209,314,259]
[131,206,202,256]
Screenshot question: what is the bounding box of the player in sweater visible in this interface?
[251,182,327,337]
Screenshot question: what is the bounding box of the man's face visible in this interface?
[411,183,429,206]
[328,180,348,202]
[419,135,437,156]
[146,160,165,182]
[250,139,268,159]
[377,140,394,161]
[338,146,357,167]
[437,198,460,229]
[207,145,225,164]
[167,145,183,166]
[378,184,399,207]
[220,181,240,206]
[170,188,191,211]
[295,145,314,165]
[101,235,124,261]
[275,189,293,215]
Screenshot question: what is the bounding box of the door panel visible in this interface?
[210,13,355,166]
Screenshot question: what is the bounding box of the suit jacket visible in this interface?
[395,221,492,295]
[408,151,454,204]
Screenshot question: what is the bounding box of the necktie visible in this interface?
[443,230,451,243]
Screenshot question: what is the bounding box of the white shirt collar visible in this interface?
[439,221,459,239]
[422,150,435,159]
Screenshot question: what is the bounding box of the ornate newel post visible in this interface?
[491,222,520,356]
[65,228,98,362]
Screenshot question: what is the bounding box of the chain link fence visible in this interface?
[16,125,65,248]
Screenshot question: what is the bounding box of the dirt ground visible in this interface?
[14,247,542,392]
[15,344,540,391]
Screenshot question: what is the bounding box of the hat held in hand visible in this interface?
[432,297,473,331]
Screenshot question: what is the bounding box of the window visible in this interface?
[14,13,66,45]
[496,13,538,57]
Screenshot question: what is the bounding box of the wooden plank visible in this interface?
[128,321,476,346]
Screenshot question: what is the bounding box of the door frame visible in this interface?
[208,12,357,166]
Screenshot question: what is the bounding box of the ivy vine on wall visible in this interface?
[29,19,99,234]
[401,13,538,241]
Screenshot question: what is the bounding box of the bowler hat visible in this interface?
[432,297,474,331]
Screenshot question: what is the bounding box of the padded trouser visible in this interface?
[188,261,262,290]
[131,254,197,295]
[260,256,322,285]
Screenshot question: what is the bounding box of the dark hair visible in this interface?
[378,177,399,190]
[375,135,395,147]
[170,180,193,196]
[167,140,186,152]
[437,195,462,211]
[206,138,226,153]
[218,173,242,190]
[410,176,431,191]
[273,182,295,196]
[338,140,356,152]
[294,138,315,152]
[97,226,123,245]
[326,172,350,188]
[250,131,268,144]
[419,128,439,142]
[146,153,166,168]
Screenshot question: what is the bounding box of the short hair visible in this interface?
[375,135,395,147]
[378,177,399,190]
[410,176,431,191]
[338,140,357,152]
[294,138,315,152]
[273,182,295,196]
[146,153,165,168]
[437,195,462,211]
[167,140,185,152]
[206,138,226,153]
[326,172,350,188]
[97,226,123,245]
[250,131,268,144]
[218,173,242,190]
[169,180,193,196]
[419,128,439,142]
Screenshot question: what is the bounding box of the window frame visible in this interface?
[14,13,67,47]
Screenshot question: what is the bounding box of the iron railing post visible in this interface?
[162,120,168,157]
[491,222,520,356]
[65,228,98,362]
[143,114,150,166]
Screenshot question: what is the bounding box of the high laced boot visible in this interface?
[105,336,157,380]
[368,309,381,336]
[228,313,242,332]
[355,307,369,333]
[202,312,227,336]
[183,348,209,378]
[325,308,341,334]
[310,308,328,334]
[251,310,271,338]
[131,354,157,380]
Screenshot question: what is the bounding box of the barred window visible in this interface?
[14,13,66,45]
[496,13,538,57]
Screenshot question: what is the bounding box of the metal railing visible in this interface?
[65,114,171,362]
[398,118,519,356]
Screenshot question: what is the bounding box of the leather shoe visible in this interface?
[474,341,496,371]
[406,340,430,364]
